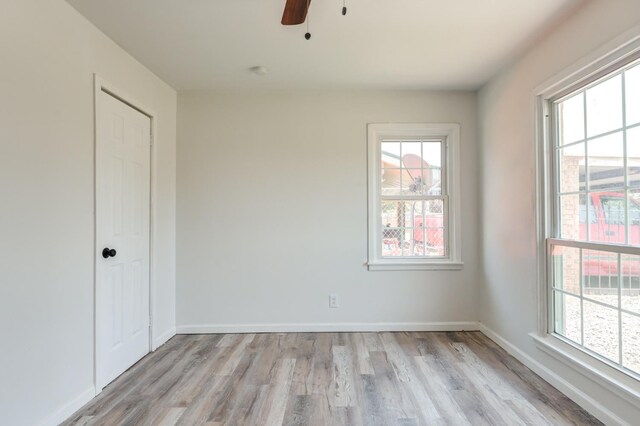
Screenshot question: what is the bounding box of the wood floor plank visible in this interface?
[156,407,187,426]
[413,355,471,425]
[362,332,385,352]
[260,358,297,426]
[309,333,332,397]
[357,374,390,426]
[290,336,315,396]
[351,333,375,375]
[330,345,356,407]
[380,333,440,423]
[63,331,603,426]
[174,375,227,425]
[369,350,418,421]
[213,334,255,376]
[204,352,257,423]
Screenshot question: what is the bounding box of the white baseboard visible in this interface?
[152,326,176,350]
[177,321,480,334]
[37,385,95,426]
[478,323,629,426]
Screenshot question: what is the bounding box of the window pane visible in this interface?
[559,193,587,240]
[381,201,413,228]
[558,93,585,145]
[551,245,580,295]
[402,201,420,228]
[622,313,640,374]
[412,200,445,257]
[621,254,640,314]
[399,141,441,195]
[601,193,626,226]
[554,290,581,344]
[402,228,417,257]
[381,142,401,168]
[381,227,402,257]
[628,190,640,246]
[587,132,624,191]
[402,141,422,157]
[411,201,426,256]
[381,168,402,196]
[628,126,640,187]
[428,168,442,195]
[583,249,619,308]
[626,63,640,126]
[422,141,441,166]
[583,300,619,362]
[425,200,444,256]
[402,169,426,194]
[586,75,622,137]
[423,141,442,195]
[587,191,626,244]
[558,143,585,193]
[381,201,399,227]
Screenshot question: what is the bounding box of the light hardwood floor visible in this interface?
[63,332,602,425]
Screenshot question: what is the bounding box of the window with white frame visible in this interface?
[367,123,462,271]
[544,53,640,378]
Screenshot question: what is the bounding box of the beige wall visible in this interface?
[0,1,177,425]
[478,0,640,423]
[177,90,480,330]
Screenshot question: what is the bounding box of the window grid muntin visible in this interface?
[549,57,640,380]
[379,137,448,259]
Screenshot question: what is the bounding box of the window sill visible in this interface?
[529,332,640,406]
[367,261,464,271]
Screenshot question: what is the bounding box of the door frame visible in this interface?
[93,75,158,393]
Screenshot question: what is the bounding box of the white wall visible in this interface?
[478,1,640,424]
[177,90,479,331]
[0,1,176,425]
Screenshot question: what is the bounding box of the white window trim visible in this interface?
[534,26,640,399]
[367,123,462,271]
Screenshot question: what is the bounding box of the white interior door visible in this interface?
[96,90,151,390]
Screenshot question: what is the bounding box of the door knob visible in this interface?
[102,248,117,259]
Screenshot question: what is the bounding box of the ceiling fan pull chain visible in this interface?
[342,0,347,16]
[305,0,311,39]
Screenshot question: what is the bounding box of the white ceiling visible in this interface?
[66,0,584,91]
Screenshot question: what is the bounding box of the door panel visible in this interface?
[96,90,151,390]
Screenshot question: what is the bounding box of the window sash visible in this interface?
[550,57,640,243]
[547,238,640,379]
[380,138,447,196]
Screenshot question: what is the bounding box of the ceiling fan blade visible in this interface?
[281,0,311,25]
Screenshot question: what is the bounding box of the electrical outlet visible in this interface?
[329,293,339,308]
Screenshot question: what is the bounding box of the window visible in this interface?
[544,54,640,378]
[367,123,462,271]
